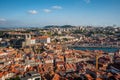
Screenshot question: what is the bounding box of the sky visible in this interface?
[0,0,120,27]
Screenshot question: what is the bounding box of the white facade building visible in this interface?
[31,38,36,44]
[37,36,50,43]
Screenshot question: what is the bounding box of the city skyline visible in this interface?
[0,0,120,27]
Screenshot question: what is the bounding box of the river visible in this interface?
[72,47,120,53]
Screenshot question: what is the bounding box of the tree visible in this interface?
[63,38,68,41]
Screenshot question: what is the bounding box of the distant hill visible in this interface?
[44,25,74,28]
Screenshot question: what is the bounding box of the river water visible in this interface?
[73,47,120,53]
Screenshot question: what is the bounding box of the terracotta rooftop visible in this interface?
[38,36,49,39]
[52,73,61,80]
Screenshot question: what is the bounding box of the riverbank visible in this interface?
[69,46,120,53]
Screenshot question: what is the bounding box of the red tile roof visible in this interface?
[38,36,49,39]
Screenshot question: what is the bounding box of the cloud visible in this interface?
[0,18,6,24]
[84,0,91,3]
[28,10,38,14]
[52,6,62,10]
[0,18,6,22]
[43,5,62,13]
[43,9,51,13]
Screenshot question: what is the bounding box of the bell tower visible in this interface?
[25,34,31,46]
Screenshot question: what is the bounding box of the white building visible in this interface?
[0,38,2,41]
[37,36,50,43]
[31,38,36,44]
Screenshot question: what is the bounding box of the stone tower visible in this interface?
[25,34,31,46]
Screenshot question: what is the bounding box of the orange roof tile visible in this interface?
[0,72,3,78]
[52,73,60,80]
[38,36,49,39]
[31,38,36,40]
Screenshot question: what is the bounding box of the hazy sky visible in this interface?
[0,0,120,27]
